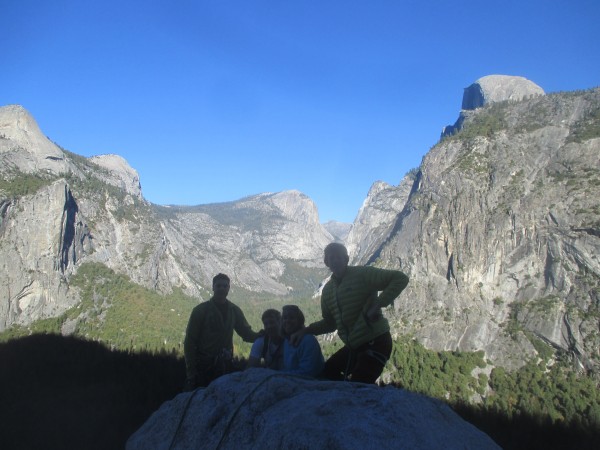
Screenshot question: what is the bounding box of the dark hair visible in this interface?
[324,242,348,263]
[261,309,281,322]
[282,305,305,326]
[213,273,230,284]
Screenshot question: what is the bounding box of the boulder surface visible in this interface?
[127,369,500,449]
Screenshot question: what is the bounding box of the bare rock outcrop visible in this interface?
[322,220,352,241]
[442,75,545,138]
[462,75,545,110]
[0,105,334,330]
[346,172,416,265]
[0,180,86,329]
[0,105,70,174]
[158,191,332,295]
[89,154,142,199]
[375,86,600,371]
[126,370,500,450]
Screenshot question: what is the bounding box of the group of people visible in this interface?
[247,305,325,376]
[183,242,409,390]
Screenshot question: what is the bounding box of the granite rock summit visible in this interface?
[443,74,545,137]
[126,370,501,450]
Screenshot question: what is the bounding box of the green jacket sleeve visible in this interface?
[307,283,337,336]
[363,266,409,308]
[308,317,337,336]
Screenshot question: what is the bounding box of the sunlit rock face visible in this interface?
[126,370,501,450]
[462,75,545,110]
[373,85,600,371]
[345,174,416,266]
[0,105,70,174]
[443,75,545,137]
[89,154,142,199]
[0,105,333,331]
[323,220,352,242]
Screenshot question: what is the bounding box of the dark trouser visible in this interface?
[321,331,393,384]
[184,350,235,391]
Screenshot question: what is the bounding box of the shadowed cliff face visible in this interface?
[0,180,85,330]
[57,187,80,273]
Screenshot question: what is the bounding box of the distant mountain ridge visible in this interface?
[0,108,332,330]
[1,75,599,376]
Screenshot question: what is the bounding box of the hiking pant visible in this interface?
[184,350,235,390]
[321,331,392,384]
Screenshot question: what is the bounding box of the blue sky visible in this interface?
[2,1,599,223]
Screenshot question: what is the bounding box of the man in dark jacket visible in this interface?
[183,273,260,389]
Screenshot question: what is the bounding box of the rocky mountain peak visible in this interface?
[89,154,142,199]
[345,173,416,265]
[0,105,69,174]
[0,104,338,330]
[462,75,545,110]
[269,189,320,226]
[443,75,545,138]
[323,220,352,241]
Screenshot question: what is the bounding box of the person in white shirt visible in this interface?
[248,309,284,370]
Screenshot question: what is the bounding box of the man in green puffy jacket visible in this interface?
[291,243,409,383]
[183,273,261,389]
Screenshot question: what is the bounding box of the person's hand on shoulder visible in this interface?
[289,326,308,346]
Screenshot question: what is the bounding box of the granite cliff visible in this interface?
[355,79,600,371]
[1,75,599,376]
[442,75,546,137]
[0,105,331,331]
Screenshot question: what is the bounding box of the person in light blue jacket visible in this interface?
[281,305,324,377]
